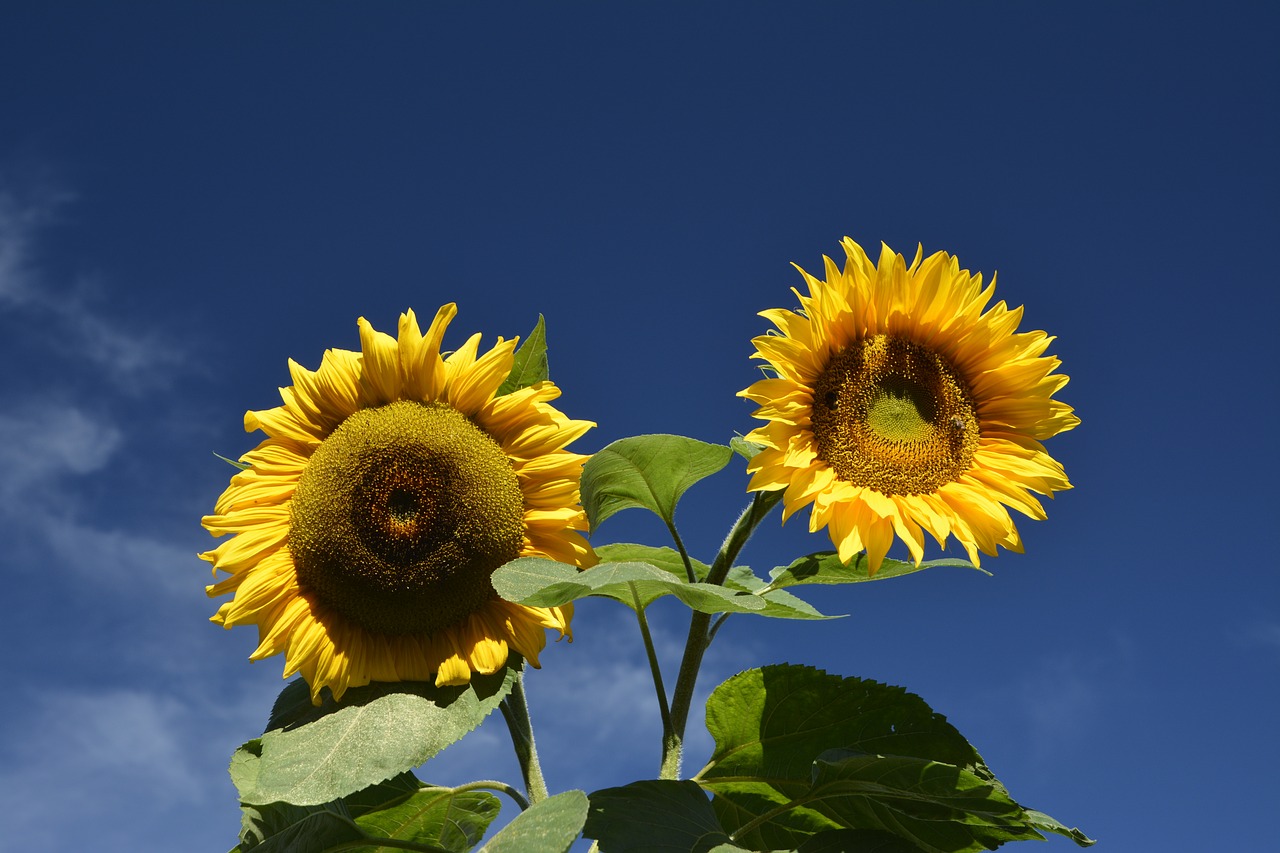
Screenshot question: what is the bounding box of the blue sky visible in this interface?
[1,1,1276,850]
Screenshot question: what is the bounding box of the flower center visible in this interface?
[810,334,980,495]
[289,400,526,635]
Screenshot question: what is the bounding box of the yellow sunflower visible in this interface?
[202,305,595,702]
[740,238,1078,573]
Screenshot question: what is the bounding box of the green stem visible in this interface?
[499,671,549,804]
[421,780,530,811]
[706,611,731,646]
[660,489,784,779]
[666,518,698,584]
[630,582,674,748]
[727,794,814,843]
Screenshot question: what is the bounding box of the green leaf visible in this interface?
[699,665,984,786]
[491,556,767,615]
[237,665,519,806]
[596,544,835,620]
[233,740,363,853]
[797,749,1043,852]
[765,552,987,592]
[584,780,745,853]
[497,315,549,396]
[580,434,732,531]
[352,788,501,853]
[233,761,501,853]
[720,565,835,621]
[697,665,989,850]
[696,666,1093,851]
[480,790,588,853]
[238,799,361,853]
[595,543,711,580]
[1022,809,1096,847]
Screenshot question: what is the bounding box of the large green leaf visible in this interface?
[584,780,745,853]
[497,314,549,396]
[698,665,984,786]
[696,666,1093,851]
[765,552,987,592]
[492,556,767,614]
[580,434,732,530]
[480,790,588,853]
[237,665,519,806]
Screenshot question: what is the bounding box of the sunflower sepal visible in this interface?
[496,314,549,397]
[763,550,988,593]
[236,661,522,807]
[581,434,733,532]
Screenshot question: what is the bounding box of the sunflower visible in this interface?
[202,305,595,702]
[740,238,1078,573]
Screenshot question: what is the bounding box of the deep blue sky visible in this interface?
[1,2,1276,850]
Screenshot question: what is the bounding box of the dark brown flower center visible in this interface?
[289,400,526,635]
[810,334,979,495]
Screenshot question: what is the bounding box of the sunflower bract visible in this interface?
[739,239,1078,573]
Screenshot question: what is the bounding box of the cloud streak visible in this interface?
[0,181,184,392]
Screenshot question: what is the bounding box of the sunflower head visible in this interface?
[202,305,596,702]
[740,238,1078,573]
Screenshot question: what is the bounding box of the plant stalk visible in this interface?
[660,489,783,779]
[499,670,549,804]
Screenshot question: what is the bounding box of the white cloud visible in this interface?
[0,688,207,850]
[38,513,205,596]
[0,184,67,303]
[0,400,203,599]
[0,402,122,498]
[0,181,184,391]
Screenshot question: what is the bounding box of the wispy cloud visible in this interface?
[0,182,69,303]
[0,181,184,392]
[0,402,122,499]
[0,688,203,849]
[1237,621,1280,654]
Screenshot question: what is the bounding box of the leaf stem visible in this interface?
[422,780,530,811]
[499,670,549,805]
[665,518,698,584]
[706,611,731,645]
[726,794,814,843]
[660,490,783,779]
[629,581,674,751]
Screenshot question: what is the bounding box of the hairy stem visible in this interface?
[630,582,674,752]
[499,671,549,804]
[660,490,783,779]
